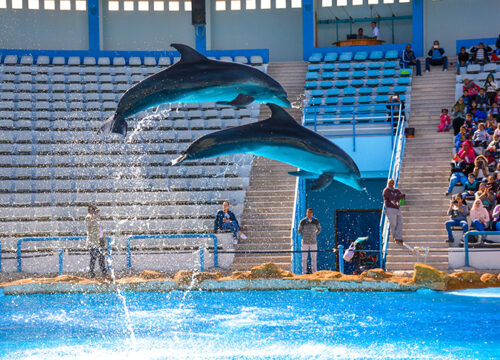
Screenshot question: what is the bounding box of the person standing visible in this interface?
[214,201,247,245]
[85,205,108,278]
[298,208,321,274]
[371,21,379,40]
[382,179,405,245]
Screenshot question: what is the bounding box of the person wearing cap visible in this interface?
[298,208,321,274]
[382,179,405,245]
[85,205,108,278]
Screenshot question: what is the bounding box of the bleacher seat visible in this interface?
[383,61,396,69]
[394,86,407,94]
[367,70,380,78]
[369,51,383,61]
[338,63,351,71]
[306,72,319,80]
[381,78,394,86]
[384,50,398,60]
[250,56,263,65]
[354,52,368,61]
[309,53,323,63]
[358,96,371,104]
[484,63,497,73]
[359,87,373,95]
[343,87,357,96]
[382,69,396,77]
[397,77,411,85]
[305,82,317,89]
[466,64,481,74]
[325,97,338,105]
[309,98,322,106]
[341,97,355,105]
[322,72,334,80]
[334,80,348,88]
[323,63,335,71]
[326,88,340,97]
[320,81,333,89]
[368,62,382,70]
[311,89,324,97]
[308,64,320,72]
[352,71,365,79]
[323,53,337,63]
[339,52,353,62]
[353,63,366,70]
[375,95,389,103]
[337,71,350,79]
[351,79,364,87]
[376,86,390,95]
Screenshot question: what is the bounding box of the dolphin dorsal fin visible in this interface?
[171,43,208,64]
[267,103,297,124]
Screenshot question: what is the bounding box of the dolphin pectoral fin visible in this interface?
[217,94,255,107]
[98,114,127,137]
[310,173,334,191]
[167,154,188,166]
[288,170,318,179]
[333,173,364,191]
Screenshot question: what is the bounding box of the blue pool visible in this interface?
[1,288,500,359]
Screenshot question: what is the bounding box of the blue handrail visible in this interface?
[16,236,112,273]
[291,178,306,274]
[125,234,218,269]
[463,231,500,267]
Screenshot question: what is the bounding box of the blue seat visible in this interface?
[353,62,367,70]
[399,68,412,77]
[358,96,372,104]
[323,63,335,71]
[376,86,390,95]
[322,71,335,80]
[351,79,364,87]
[375,95,390,103]
[393,85,407,94]
[367,70,380,78]
[340,106,355,114]
[397,77,411,85]
[337,71,350,79]
[343,87,357,96]
[383,61,396,69]
[381,78,395,86]
[325,97,339,105]
[339,52,353,62]
[368,62,382,69]
[359,87,373,95]
[324,52,338,62]
[326,88,340,97]
[320,81,333,89]
[305,82,317,89]
[374,104,387,113]
[341,97,355,105]
[382,69,396,77]
[399,94,406,102]
[338,63,351,71]
[369,51,383,61]
[308,53,323,63]
[357,105,372,112]
[385,50,399,60]
[309,97,322,106]
[335,80,348,88]
[354,52,368,61]
[305,107,317,114]
[306,72,319,80]
[366,79,379,87]
[311,89,324,97]
[352,71,365,79]
[308,64,321,72]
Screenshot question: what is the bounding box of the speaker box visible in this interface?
[192,0,206,25]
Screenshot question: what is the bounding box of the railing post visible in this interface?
[106,236,111,270]
[338,244,344,274]
[58,249,64,276]
[126,237,132,268]
[352,108,356,152]
[213,235,218,268]
[17,239,22,272]
[464,232,470,267]
[0,239,2,273]
[199,247,205,272]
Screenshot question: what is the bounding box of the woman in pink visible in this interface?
[470,199,489,233]
[458,142,476,168]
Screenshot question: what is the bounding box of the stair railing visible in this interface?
[290,177,306,274]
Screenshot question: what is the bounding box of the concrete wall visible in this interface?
[0,8,88,50]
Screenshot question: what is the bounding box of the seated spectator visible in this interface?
[425,40,448,72]
[495,89,500,106]
[471,107,487,122]
[486,174,499,193]
[446,159,468,196]
[214,201,247,245]
[386,95,405,123]
[400,43,422,76]
[457,46,470,70]
[470,43,493,64]
[485,115,497,132]
[489,103,500,122]
[452,97,467,135]
[463,78,480,97]
[445,194,469,243]
[495,162,500,180]
[472,123,490,149]
[476,184,495,211]
[356,28,367,39]
[473,154,490,181]
[463,114,476,135]
[455,126,468,152]
[437,108,451,132]
[462,173,479,199]
[475,88,490,111]
[457,141,476,174]
[484,74,498,105]
[469,100,478,113]
[470,199,490,236]
[462,90,472,109]
[492,204,500,231]
[485,150,498,169]
[487,134,500,157]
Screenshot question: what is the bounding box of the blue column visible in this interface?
[302,0,315,61]
[88,0,100,53]
[195,25,207,53]
[412,0,424,57]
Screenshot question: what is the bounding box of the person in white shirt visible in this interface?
[371,21,379,40]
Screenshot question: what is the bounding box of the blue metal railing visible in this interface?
[125,234,218,269]
[16,236,111,273]
[463,231,500,267]
[291,178,306,274]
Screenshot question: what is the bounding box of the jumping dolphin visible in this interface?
[98,43,291,136]
[168,104,363,191]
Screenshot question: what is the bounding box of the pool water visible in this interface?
[1,288,500,359]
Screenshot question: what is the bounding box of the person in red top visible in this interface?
[382,179,405,245]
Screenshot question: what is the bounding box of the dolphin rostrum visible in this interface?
[168,104,363,191]
[99,43,291,136]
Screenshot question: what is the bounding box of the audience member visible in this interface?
[457,46,470,69]
[462,90,471,108]
[386,95,405,125]
[492,203,500,231]
[462,173,479,199]
[489,103,500,122]
[400,44,422,76]
[214,201,247,245]
[437,108,451,132]
[495,163,500,180]
[495,89,500,105]
[475,88,490,111]
[470,43,492,64]
[356,28,367,39]
[489,134,500,157]
[484,150,497,169]
[485,116,496,134]
[85,205,108,279]
[463,78,480,97]
[457,142,476,173]
[298,208,321,274]
[484,74,498,105]
[473,155,489,181]
[446,160,468,196]
[472,123,490,149]
[476,183,496,211]
[486,174,499,193]
[470,199,490,236]
[382,179,405,245]
[371,21,379,40]
[455,126,468,152]
[471,107,487,122]
[445,194,468,243]
[425,40,448,72]
[463,113,476,134]
[452,97,467,135]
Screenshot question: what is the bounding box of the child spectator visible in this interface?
[486,174,499,193]
[470,43,493,64]
[463,78,480,97]
[452,97,467,135]
[457,142,476,174]
[437,108,451,132]
[495,89,500,105]
[472,123,490,149]
[495,163,500,180]
[473,155,489,181]
[485,116,496,134]
[458,46,470,69]
[445,194,469,243]
[489,103,500,121]
[492,204,500,231]
[446,160,468,196]
[484,74,498,105]
[476,185,495,211]
[455,126,468,152]
[462,90,471,109]
[462,173,479,199]
[494,123,500,137]
[475,88,490,111]
[484,150,498,169]
[425,40,448,71]
[463,113,476,134]
[487,134,500,157]
[471,107,487,122]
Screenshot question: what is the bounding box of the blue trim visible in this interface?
[87,0,100,52]
[412,0,424,57]
[456,37,498,53]
[195,25,207,53]
[302,0,315,61]
[463,231,500,267]
[305,43,408,60]
[291,178,306,274]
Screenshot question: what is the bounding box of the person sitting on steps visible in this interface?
[214,201,247,245]
[425,40,448,72]
[445,194,468,243]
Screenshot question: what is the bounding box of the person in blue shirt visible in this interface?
[214,201,247,245]
[400,44,422,76]
[425,40,448,72]
[471,107,487,122]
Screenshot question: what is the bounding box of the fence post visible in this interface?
[464,232,470,267]
[126,237,132,268]
[338,245,344,274]
[17,239,22,272]
[58,249,64,276]
[199,247,205,272]
[213,235,218,268]
[0,239,2,273]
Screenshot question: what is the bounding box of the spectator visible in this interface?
[298,208,321,274]
[470,199,490,236]
[486,174,499,193]
[470,43,492,64]
[457,142,476,173]
[462,90,471,109]
[495,89,500,105]
[386,95,405,125]
[488,133,500,157]
[473,155,490,181]
[445,194,468,243]
[437,108,451,132]
[463,78,480,97]
[356,28,367,39]
[485,116,496,134]
[484,74,498,105]
[489,103,500,122]
[214,201,247,245]
[495,162,500,180]
[471,107,487,122]
[476,183,496,211]
[371,21,379,40]
[484,150,497,169]
[85,205,108,279]
[457,46,470,69]
[455,126,468,152]
[382,178,405,245]
[400,43,422,76]
[425,40,448,72]
[475,88,490,111]
[446,160,468,196]
[462,173,479,199]
[472,123,490,149]
[463,113,476,134]
[491,203,500,231]
[452,97,467,135]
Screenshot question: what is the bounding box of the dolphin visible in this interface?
[168,104,363,191]
[98,43,291,136]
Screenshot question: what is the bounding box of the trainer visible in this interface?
[298,208,321,274]
[382,179,405,245]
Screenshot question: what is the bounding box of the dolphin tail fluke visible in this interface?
[288,170,318,179]
[98,113,128,137]
[334,173,364,191]
[167,154,188,166]
[310,173,333,191]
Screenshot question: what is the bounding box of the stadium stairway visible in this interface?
[232,62,307,271]
[385,66,457,272]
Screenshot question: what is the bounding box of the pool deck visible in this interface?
[1,263,500,295]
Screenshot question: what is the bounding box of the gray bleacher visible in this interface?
[0,54,262,252]
[455,62,500,100]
